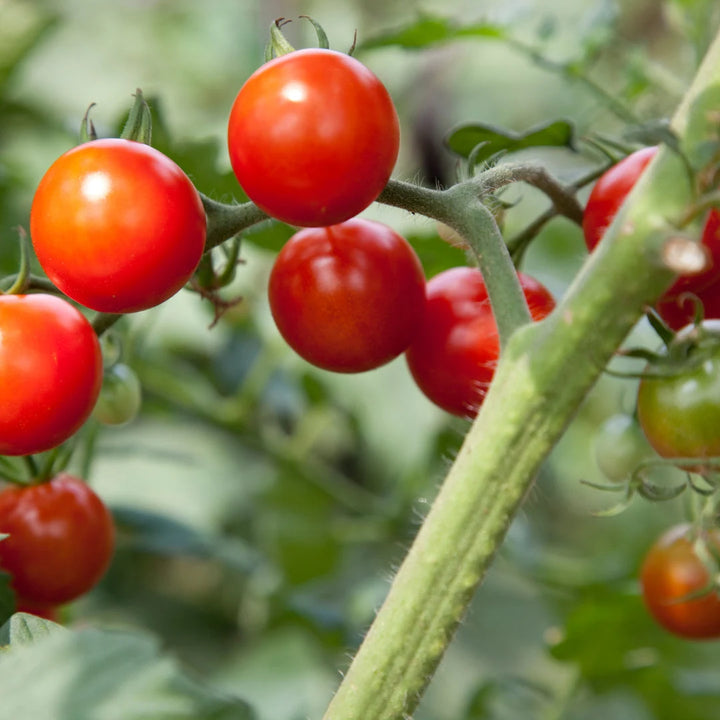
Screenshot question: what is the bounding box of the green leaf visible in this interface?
[0,612,63,648]
[360,13,505,51]
[112,506,264,574]
[0,573,15,629]
[0,625,254,720]
[0,1,57,91]
[446,119,577,161]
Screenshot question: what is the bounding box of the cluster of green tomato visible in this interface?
[585,148,720,640]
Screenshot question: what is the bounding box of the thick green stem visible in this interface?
[379,180,531,347]
[322,26,720,720]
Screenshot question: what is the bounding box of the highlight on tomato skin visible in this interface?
[640,524,720,640]
[268,218,426,373]
[0,294,103,457]
[405,266,555,418]
[30,138,207,314]
[227,48,400,228]
[0,474,115,606]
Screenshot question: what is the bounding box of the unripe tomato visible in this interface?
[593,413,654,481]
[641,524,720,639]
[636,341,720,472]
[0,474,115,605]
[30,138,206,313]
[92,363,142,426]
[405,267,555,418]
[0,294,102,456]
[268,219,426,373]
[227,49,399,227]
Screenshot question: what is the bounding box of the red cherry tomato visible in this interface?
[583,146,720,328]
[268,219,426,373]
[582,146,659,250]
[405,267,555,418]
[227,49,399,227]
[0,294,102,456]
[30,138,206,313]
[0,474,115,605]
[641,524,720,639]
[15,598,60,622]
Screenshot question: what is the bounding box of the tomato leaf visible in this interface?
[0,611,63,647]
[359,14,505,50]
[446,120,577,161]
[0,625,255,719]
[0,572,15,628]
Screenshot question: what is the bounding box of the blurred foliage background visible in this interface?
[2,0,720,718]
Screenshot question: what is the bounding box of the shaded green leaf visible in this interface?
[360,14,505,51]
[0,612,63,648]
[0,572,15,629]
[0,625,254,720]
[446,119,576,161]
[113,506,264,574]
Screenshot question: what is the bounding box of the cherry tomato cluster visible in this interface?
[225,44,556,416]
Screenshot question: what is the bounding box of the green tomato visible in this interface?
[593,413,654,481]
[637,350,720,472]
[92,363,142,426]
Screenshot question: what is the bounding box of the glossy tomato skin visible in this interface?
[0,294,102,456]
[0,474,115,605]
[641,524,720,639]
[583,146,720,328]
[637,349,720,470]
[228,49,399,227]
[268,219,426,373]
[30,138,206,313]
[582,146,658,251]
[405,267,555,418]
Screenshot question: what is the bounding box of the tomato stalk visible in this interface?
[320,25,720,720]
[378,179,531,348]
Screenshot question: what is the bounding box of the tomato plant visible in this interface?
[268,218,426,373]
[636,329,720,471]
[405,267,555,417]
[92,363,142,426]
[593,413,654,481]
[583,146,720,328]
[582,146,659,250]
[641,523,720,639]
[30,138,207,314]
[0,474,115,605]
[0,294,102,457]
[227,48,399,227]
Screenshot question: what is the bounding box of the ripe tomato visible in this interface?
[405,267,555,418]
[636,340,720,471]
[15,598,60,622]
[583,146,720,328]
[0,294,102,456]
[30,138,206,313]
[268,219,426,373]
[641,524,720,639]
[582,146,659,250]
[92,363,142,426]
[0,474,115,605]
[227,49,399,227]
